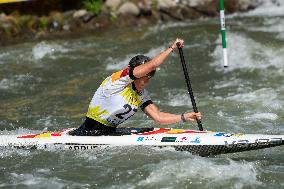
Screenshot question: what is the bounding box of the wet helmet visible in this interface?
[128,55,156,78]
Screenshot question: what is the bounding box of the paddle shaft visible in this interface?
[177,43,203,131]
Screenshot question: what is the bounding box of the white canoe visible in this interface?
[0,128,283,156]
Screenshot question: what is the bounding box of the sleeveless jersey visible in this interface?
[86,67,152,127]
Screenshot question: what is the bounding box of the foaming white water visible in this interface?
[0,52,10,64]
[0,40,93,65]
[245,113,278,121]
[0,74,41,90]
[277,32,284,40]
[138,157,261,189]
[105,46,165,70]
[166,89,207,108]
[143,21,193,38]
[0,46,34,65]
[1,173,66,189]
[105,55,135,70]
[212,33,259,71]
[230,0,284,17]
[168,93,191,107]
[211,33,284,72]
[32,41,69,61]
[225,88,282,110]
[35,116,59,128]
[0,41,69,64]
[247,17,284,40]
[0,127,37,158]
[213,77,250,91]
[0,78,18,90]
[0,148,31,158]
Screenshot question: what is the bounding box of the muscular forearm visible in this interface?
[133,38,184,78]
[144,104,182,125]
[144,104,202,125]
[150,48,173,68]
[133,47,173,78]
[153,111,182,125]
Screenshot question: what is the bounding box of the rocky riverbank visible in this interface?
[0,0,260,46]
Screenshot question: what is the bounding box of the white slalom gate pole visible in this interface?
[220,0,228,67]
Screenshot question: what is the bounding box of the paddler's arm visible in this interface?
[143,103,202,125]
[132,38,184,78]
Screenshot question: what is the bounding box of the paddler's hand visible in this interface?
[184,112,202,122]
[170,38,184,50]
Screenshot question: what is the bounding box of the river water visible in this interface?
[0,1,284,189]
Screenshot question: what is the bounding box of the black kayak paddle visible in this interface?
[177,42,204,131]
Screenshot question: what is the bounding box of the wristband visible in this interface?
[181,113,186,122]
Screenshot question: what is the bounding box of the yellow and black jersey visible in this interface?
[86,67,152,127]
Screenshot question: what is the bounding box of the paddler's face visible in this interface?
[134,76,151,91]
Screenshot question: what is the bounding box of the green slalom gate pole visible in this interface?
[220,0,228,67]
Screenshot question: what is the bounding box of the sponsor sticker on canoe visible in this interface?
[137,128,208,135]
[214,132,244,137]
[137,137,144,142]
[137,136,159,142]
[161,137,177,142]
[190,137,201,143]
